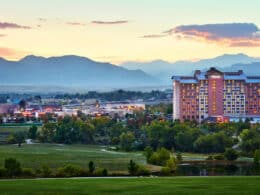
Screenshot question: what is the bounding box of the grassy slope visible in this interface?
[0,144,145,171]
[0,176,259,195]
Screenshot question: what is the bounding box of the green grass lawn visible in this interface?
[0,176,259,195]
[0,144,146,172]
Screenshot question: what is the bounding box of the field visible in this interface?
[0,176,259,195]
[0,144,146,172]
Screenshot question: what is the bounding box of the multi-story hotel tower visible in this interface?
[172,67,260,122]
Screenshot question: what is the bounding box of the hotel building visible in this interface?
[172,67,260,122]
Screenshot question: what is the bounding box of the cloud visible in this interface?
[0,34,7,37]
[66,22,86,26]
[91,20,128,25]
[0,22,31,29]
[165,23,260,47]
[0,47,17,57]
[141,34,168,38]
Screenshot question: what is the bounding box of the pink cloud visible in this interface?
[165,23,260,47]
[0,47,17,57]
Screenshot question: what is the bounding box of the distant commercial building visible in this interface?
[172,67,260,122]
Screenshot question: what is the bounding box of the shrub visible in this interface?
[128,160,139,176]
[95,168,108,176]
[160,167,171,176]
[88,161,95,175]
[41,165,52,177]
[148,148,171,166]
[102,168,108,176]
[136,165,151,176]
[224,148,239,161]
[6,135,16,144]
[213,154,225,160]
[4,158,22,177]
[166,157,178,172]
[144,146,153,162]
[22,168,35,177]
[56,164,82,177]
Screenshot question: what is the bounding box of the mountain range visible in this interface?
[0,55,159,89]
[121,53,260,84]
[0,53,260,92]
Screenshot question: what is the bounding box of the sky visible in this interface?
[0,0,260,64]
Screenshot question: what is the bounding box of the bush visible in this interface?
[6,135,16,144]
[95,168,108,176]
[160,167,171,176]
[128,160,139,176]
[148,148,171,166]
[224,148,239,161]
[166,157,178,172]
[136,165,151,176]
[144,146,153,162]
[22,168,35,177]
[56,164,82,177]
[4,158,22,177]
[88,161,95,175]
[214,154,225,160]
[41,165,52,177]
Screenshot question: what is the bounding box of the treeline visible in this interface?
[54,90,169,101]
[0,158,109,178]
[10,114,260,157]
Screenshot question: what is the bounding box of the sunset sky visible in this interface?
[1,0,260,64]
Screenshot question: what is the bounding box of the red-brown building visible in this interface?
[172,67,260,122]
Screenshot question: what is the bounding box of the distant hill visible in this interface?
[224,62,260,75]
[0,55,160,88]
[121,54,260,84]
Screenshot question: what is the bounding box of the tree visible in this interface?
[240,129,260,156]
[166,156,178,172]
[128,160,138,176]
[41,164,52,177]
[254,149,260,166]
[39,122,56,142]
[144,146,153,162]
[145,121,172,149]
[119,131,135,151]
[79,121,95,144]
[14,131,26,147]
[194,132,232,153]
[149,147,171,166]
[5,158,21,177]
[28,125,37,139]
[224,148,239,161]
[88,161,95,175]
